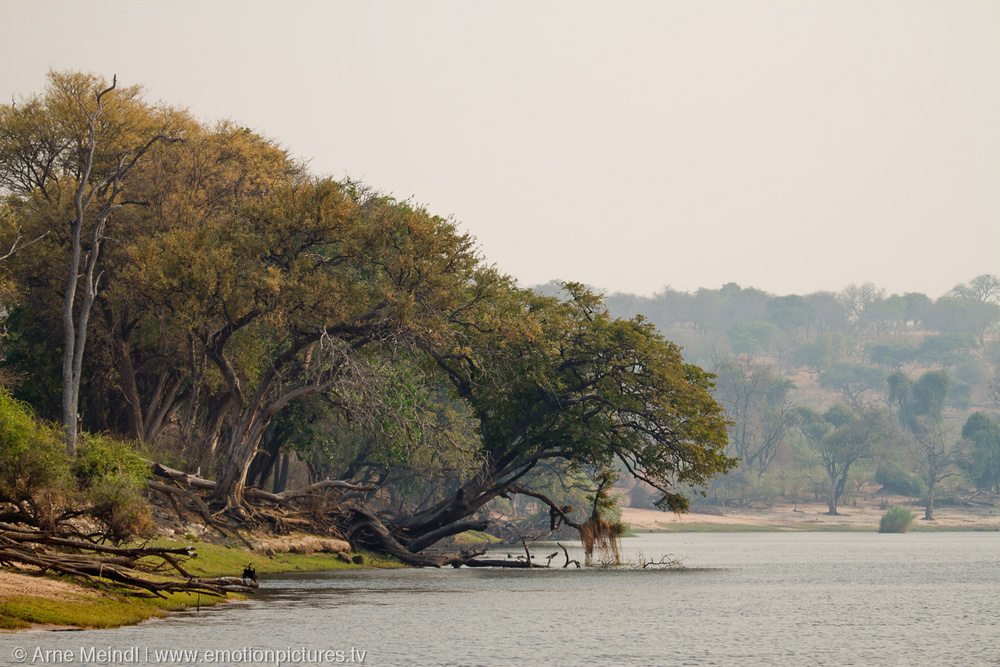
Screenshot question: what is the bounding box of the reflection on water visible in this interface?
[6,532,1000,666]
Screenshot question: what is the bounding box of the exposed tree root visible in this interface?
[148,462,600,570]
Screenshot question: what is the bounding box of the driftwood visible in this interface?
[151,463,375,506]
[147,480,231,537]
[0,524,253,598]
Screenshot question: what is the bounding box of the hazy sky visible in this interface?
[2,1,998,298]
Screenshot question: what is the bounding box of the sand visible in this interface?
[622,498,1000,531]
[0,570,89,602]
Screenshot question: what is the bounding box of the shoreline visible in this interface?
[6,499,999,632]
[0,537,392,633]
[621,497,1000,532]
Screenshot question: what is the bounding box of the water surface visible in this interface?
[4,532,999,666]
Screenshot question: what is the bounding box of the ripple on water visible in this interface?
[12,532,1000,666]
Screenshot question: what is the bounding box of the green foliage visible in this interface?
[874,462,925,497]
[726,319,778,355]
[822,404,854,429]
[926,299,1000,345]
[878,506,916,533]
[959,412,1000,492]
[765,294,817,331]
[446,283,736,512]
[890,370,950,434]
[818,363,886,404]
[917,332,977,367]
[792,332,848,374]
[0,389,71,528]
[947,380,973,410]
[794,403,892,514]
[74,434,153,542]
[865,340,917,369]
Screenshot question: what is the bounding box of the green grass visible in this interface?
[451,530,503,547]
[142,536,402,577]
[2,536,400,632]
[0,592,234,631]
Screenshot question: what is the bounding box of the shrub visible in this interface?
[875,463,925,498]
[74,433,153,542]
[0,389,72,528]
[879,506,916,533]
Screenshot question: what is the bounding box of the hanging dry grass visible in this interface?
[580,511,621,565]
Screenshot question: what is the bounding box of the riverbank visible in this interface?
[8,496,998,632]
[622,497,1000,532]
[0,536,393,632]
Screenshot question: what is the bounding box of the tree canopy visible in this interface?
[0,72,739,562]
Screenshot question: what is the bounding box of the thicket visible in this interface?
[0,388,151,541]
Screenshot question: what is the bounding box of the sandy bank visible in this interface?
[622,498,1000,532]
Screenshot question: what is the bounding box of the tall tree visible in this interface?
[0,71,180,454]
[712,356,793,481]
[958,412,1000,493]
[794,403,891,515]
[949,274,1000,304]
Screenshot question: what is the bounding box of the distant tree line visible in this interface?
[543,275,1000,518]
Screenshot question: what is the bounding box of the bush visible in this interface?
[879,506,916,533]
[74,434,153,542]
[875,463,925,498]
[0,389,72,528]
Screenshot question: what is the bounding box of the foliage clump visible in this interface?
[878,506,916,533]
[0,389,71,529]
[875,462,926,498]
[0,386,153,541]
[74,433,154,542]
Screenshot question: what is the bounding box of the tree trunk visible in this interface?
[276,453,290,493]
[112,334,146,442]
[827,485,838,515]
[925,481,935,520]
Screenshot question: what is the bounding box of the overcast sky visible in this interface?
[2,1,998,298]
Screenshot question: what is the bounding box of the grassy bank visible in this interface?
[0,537,394,631]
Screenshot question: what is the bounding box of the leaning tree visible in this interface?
[339,283,736,565]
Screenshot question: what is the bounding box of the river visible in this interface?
[4,532,999,666]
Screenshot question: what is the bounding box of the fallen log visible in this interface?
[0,525,249,598]
[150,463,375,505]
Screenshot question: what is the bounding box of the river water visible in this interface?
[4,532,1000,666]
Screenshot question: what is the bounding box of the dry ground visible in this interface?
[0,569,88,602]
[622,497,1000,531]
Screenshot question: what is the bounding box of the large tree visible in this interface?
[126,177,488,514]
[959,412,1000,494]
[712,355,793,482]
[341,284,735,564]
[888,370,955,519]
[794,403,892,515]
[0,71,182,454]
